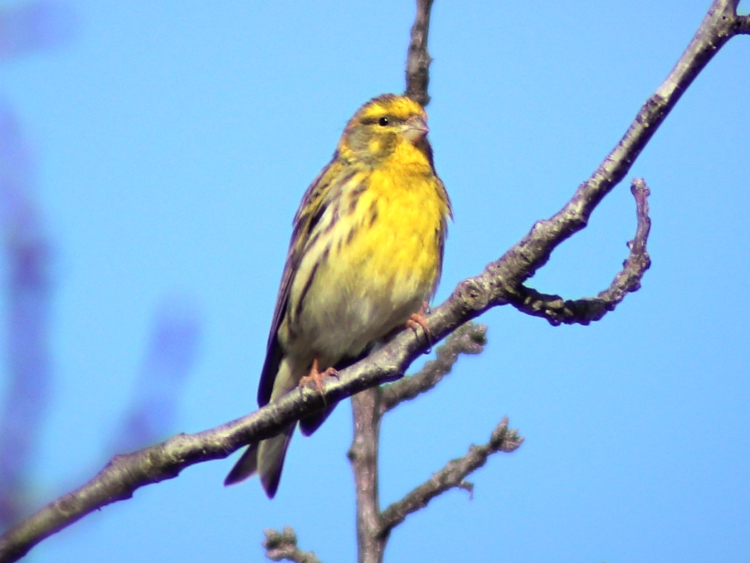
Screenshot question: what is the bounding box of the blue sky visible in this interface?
[2,1,750,561]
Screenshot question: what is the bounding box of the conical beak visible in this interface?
[402,117,429,143]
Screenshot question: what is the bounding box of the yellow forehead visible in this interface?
[355,94,427,123]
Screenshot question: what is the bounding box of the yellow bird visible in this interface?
[225,94,451,497]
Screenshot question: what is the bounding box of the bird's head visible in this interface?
[339,94,433,166]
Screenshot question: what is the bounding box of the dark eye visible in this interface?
[378,116,389,126]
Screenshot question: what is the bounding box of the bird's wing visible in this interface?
[431,175,452,299]
[257,153,348,406]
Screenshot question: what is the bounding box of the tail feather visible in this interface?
[257,424,295,498]
[225,355,321,496]
[224,423,295,498]
[224,442,260,486]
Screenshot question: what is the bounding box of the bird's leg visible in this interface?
[406,301,432,350]
[299,357,338,399]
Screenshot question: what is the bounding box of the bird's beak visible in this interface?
[402,117,429,143]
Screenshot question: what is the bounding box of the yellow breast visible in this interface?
[343,157,446,301]
[285,128,450,364]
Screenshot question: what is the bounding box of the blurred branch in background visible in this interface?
[0,0,202,537]
[0,1,77,61]
[0,1,74,530]
[110,299,202,453]
[0,103,52,530]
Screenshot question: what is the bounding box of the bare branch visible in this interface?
[263,527,322,563]
[378,418,523,536]
[349,325,501,563]
[508,178,652,325]
[348,389,386,563]
[0,307,447,563]
[381,322,487,413]
[427,0,745,335]
[404,0,434,106]
[0,388,327,563]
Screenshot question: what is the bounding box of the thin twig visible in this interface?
[474,0,739,300]
[263,527,322,563]
[507,178,652,325]
[380,322,487,413]
[378,418,523,535]
[404,0,434,106]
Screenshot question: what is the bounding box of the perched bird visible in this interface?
[224,94,451,498]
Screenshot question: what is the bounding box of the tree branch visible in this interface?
[263,527,322,563]
[378,417,522,536]
[479,0,738,297]
[404,0,434,107]
[507,178,652,325]
[349,389,386,563]
[349,323,498,563]
[380,322,487,413]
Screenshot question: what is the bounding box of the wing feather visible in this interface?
[257,153,348,405]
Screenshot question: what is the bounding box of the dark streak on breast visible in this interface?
[346,223,360,246]
[293,260,320,323]
[367,199,379,228]
[348,183,366,215]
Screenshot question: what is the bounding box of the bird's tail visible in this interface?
[223,441,259,486]
[224,357,299,497]
[257,424,294,497]
[224,423,295,498]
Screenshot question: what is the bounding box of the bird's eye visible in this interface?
[378,117,389,126]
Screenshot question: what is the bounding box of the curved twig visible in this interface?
[508,178,652,325]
